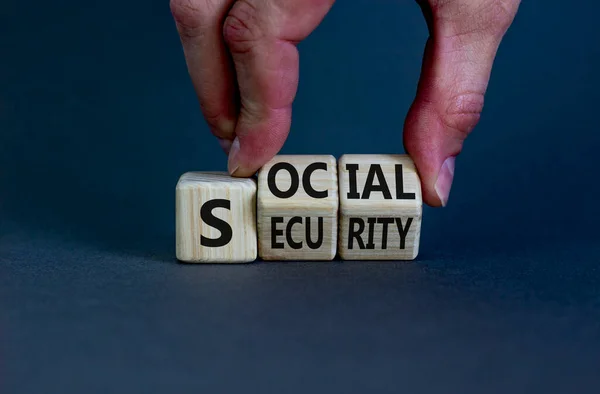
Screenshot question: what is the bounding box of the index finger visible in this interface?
[170,0,238,152]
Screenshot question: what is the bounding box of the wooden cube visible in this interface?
[257,155,338,260]
[176,172,257,263]
[338,154,422,260]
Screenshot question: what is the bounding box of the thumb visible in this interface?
[404,0,520,207]
[223,0,335,177]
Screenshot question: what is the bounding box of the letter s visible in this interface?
[200,199,233,247]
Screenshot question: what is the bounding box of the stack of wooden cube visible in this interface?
[176,154,422,262]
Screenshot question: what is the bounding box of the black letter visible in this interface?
[346,164,360,199]
[303,162,328,199]
[395,164,416,200]
[268,162,299,199]
[271,217,285,249]
[348,218,365,250]
[286,216,303,249]
[395,218,413,249]
[200,199,233,247]
[362,164,392,200]
[366,217,376,249]
[377,218,395,249]
[305,217,324,249]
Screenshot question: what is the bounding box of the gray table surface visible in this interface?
[3,218,600,393]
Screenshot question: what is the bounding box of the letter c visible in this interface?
[303,162,328,199]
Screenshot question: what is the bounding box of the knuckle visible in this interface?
[438,0,519,38]
[201,105,227,129]
[487,0,519,33]
[170,0,210,37]
[199,100,232,131]
[201,104,223,127]
[202,110,236,139]
[470,0,519,36]
[440,92,484,137]
[196,91,237,139]
[223,0,263,53]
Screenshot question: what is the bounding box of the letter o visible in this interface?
[267,162,299,199]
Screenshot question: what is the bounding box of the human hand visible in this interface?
[170,0,521,207]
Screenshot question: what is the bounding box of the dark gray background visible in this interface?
[2,0,600,392]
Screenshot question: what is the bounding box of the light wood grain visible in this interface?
[257,155,338,261]
[338,154,422,260]
[176,172,257,263]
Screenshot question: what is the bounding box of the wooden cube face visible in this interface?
[338,155,422,260]
[257,155,338,260]
[176,172,257,263]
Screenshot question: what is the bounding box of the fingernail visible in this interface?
[218,138,233,155]
[434,156,456,207]
[227,137,241,176]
